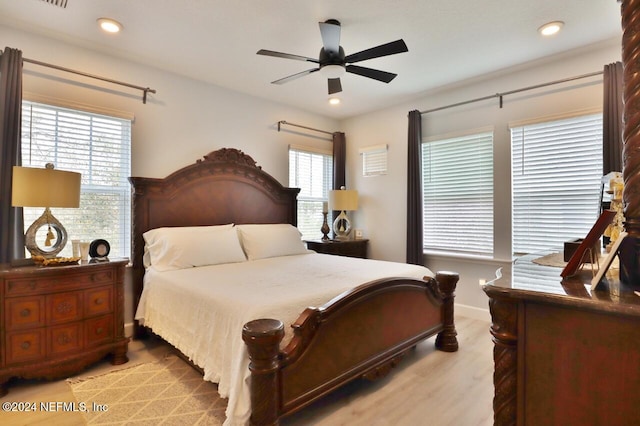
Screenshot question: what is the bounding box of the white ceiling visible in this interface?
[0,0,623,119]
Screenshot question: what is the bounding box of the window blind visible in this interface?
[511,113,603,254]
[21,101,132,258]
[422,131,494,255]
[360,144,388,176]
[288,146,333,240]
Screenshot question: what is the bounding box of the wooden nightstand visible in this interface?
[305,239,369,259]
[0,259,129,396]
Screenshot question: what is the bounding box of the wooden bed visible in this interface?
[129,147,459,425]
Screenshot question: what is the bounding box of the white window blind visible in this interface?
[511,113,603,254]
[422,131,494,255]
[21,101,132,258]
[288,146,333,240]
[360,144,388,176]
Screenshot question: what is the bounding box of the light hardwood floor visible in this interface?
[0,315,494,426]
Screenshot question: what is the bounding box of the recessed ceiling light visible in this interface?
[329,97,341,105]
[538,21,564,36]
[97,18,123,34]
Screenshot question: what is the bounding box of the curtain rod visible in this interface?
[419,70,603,115]
[277,120,334,136]
[22,57,157,104]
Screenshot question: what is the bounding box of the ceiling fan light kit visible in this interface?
[257,19,408,95]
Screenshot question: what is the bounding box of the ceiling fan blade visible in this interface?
[346,65,397,83]
[328,78,342,94]
[319,20,341,56]
[344,39,408,63]
[272,68,320,85]
[257,49,319,63]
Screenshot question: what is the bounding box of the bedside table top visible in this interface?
[0,257,129,274]
[305,239,369,244]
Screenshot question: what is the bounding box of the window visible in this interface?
[288,145,333,240]
[511,113,603,254]
[360,144,388,176]
[21,101,132,258]
[422,130,494,255]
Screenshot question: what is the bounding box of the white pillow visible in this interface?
[236,224,311,261]
[143,224,246,271]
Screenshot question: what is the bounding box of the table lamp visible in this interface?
[12,163,81,258]
[329,186,358,240]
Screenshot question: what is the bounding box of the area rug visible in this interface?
[68,355,227,425]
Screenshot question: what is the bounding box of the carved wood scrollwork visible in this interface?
[202,148,261,169]
[619,0,640,283]
[488,296,518,426]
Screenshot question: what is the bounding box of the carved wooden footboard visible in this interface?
[243,271,459,426]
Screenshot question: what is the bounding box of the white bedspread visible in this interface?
[135,252,433,426]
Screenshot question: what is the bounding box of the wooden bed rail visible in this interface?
[243,271,459,426]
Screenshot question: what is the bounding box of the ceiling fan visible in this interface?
[257,19,408,95]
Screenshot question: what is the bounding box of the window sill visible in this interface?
[423,250,514,266]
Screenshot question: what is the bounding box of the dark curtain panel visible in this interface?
[332,132,346,227]
[0,47,24,262]
[603,61,623,174]
[332,132,346,190]
[406,110,423,265]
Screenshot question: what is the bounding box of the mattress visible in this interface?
[135,252,433,425]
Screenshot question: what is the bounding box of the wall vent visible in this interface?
[40,0,68,8]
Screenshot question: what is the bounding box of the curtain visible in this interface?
[406,110,423,265]
[0,47,24,262]
[332,132,346,227]
[603,61,623,175]
[332,132,346,190]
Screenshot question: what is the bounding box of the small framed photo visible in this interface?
[561,210,616,278]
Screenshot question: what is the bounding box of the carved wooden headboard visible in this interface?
[128,148,300,335]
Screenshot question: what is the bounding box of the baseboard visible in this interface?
[124,322,134,338]
[455,303,490,323]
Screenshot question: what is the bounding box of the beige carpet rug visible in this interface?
[68,355,227,425]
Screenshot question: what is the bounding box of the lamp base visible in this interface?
[24,207,68,258]
[332,210,352,240]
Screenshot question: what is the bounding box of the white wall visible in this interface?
[342,38,622,319]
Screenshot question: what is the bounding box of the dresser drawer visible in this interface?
[85,315,113,347]
[84,286,113,317]
[6,329,46,364]
[49,323,82,355]
[6,297,46,330]
[47,291,82,325]
[5,269,115,296]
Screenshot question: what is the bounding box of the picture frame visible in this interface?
[561,209,616,278]
[591,231,627,289]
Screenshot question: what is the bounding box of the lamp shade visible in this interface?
[12,165,81,208]
[329,187,358,211]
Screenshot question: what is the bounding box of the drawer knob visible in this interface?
[95,298,104,305]
[21,341,31,350]
[96,327,104,334]
[20,308,31,317]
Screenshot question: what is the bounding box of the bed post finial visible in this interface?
[242,319,284,426]
[434,271,459,352]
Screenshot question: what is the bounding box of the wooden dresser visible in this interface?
[483,255,640,425]
[0,259,129,396]
[305,239,369,259]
